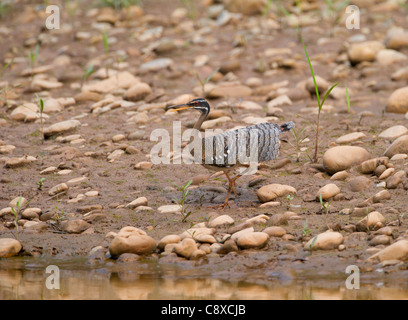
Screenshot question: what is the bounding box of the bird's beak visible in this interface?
[166,104,192,112]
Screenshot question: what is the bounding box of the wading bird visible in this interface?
[166,98,294,209]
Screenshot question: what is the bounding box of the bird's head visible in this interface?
[165,98,210,114]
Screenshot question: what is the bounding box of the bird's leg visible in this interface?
[229,174,242,196]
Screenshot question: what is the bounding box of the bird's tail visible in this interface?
[280,121,295,132]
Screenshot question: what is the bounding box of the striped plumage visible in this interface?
[166,98,294,209]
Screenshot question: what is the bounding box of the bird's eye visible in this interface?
[195,101,199,106]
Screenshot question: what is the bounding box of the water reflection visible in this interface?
[0,258,407,300]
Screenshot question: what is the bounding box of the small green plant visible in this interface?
[0,58,13,80]
[285,194,294,209]
[180,0,197,20]
[37,177,46,190]
[308,235,318,253]
[323,0,350,34]
[288,127,309,162]
[301,36,340,163]
[10,196,22,240]
[302,219,312,237]
[174,180,194,222]
[53,195,67,228]
[195,67,220,97]
[35,94,45,143]
[96,0,141,10]
[102,31,109,55]
[345,84,351,112]
[28,43,40,77]
[262,0,273,16]
[319,194,332,230]
[0,0,12,20]
[81,64,96,88]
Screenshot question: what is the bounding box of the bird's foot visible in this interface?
[208,201,230,210]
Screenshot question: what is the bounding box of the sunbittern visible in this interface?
[166,98,294,209]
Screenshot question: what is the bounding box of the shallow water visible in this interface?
[1,257,408,300]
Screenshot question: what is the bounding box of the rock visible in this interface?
[48,183,68,196]
[367,240,408,262]
[236,232,269,249]
[126,197,148,209]
[376,49,408,66]
[358,157,387,174]
[139,58,174,73]
[263,226,286,237]
[31,78,63,90]
[158,235,181,251]
[190,174,209,185]
[373,190,391,203]
[207,215,234,228]
[257,184,297,203]
[335,132,366,144]
[217,239,239,254]
[208,85,252,98]
[82,71,139,93]
[116,253,140,263]
[0,238,22,258]
[219,59,241,74]
[231,227,254,240]
[109,226,157,257]
[367,211,386,229]
[330,170,350,181]
[124,83,152,101]
[379,168,395,180]
[223,0,265,15]
[4,155,37,168]
[384,28,408,50]
[173,238,197,259]
[348,176,371,192]
[386,87,408,114]
[347,41,385,65]
[305,231,344,250]
[43,98,63,113]
[384,135,408,157]
[391,154,408,161]
[135,161,153,170]
[386,170,406,189]
[74,91,103,102]
[21,208,41,220]
[316,183,340,200]
[375,165,387,177]
[10,103,39,121]
[392,67,408,81]
[369,235,391,246]
[0,145,15,154]
[379,125,408,140]
[306,76,330,96]
[107,149,124,162]
[323,146,371,174]
[43,120,81,137]
[61,219,90,234]
[9,196,28,209]
[158,205,182,214]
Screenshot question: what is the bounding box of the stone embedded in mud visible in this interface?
[386,87,408,114]
[323,146,371,174]
[134,161,153,170]
[124,82,152,101]
[335,132,366,144]
[257,184,297,203]
[376,49,408,66]
[107,149,125,162]
[4,155,37,168]
[316,183,340,200]
[347,41,385,65]
[61,219,90,234]
[330,170,349,181]
[386,170,406,189]
[173,238,197,259]
[263,226,287,238]
[0,238,22,258]
[384,135,408,158]
[43,120,81,137]
[109,226,157,257]
[384,28,408,50]
[126,197,148,209]
[207,215,234,228]
[10,103,40,122]
[157,204,182,214]
[157,234,181,251]
[379,167,394,180]
[0,145,16,154]
[348,176,371,192]
[82,71,140,94]
[367,240,408,262]
[305,75,330,96]
[367,211,386,229]
[22,207,41,220]
[236,232,269,249]
[379,125,408,140]
[373,190,391,203]
[48,183,68,196]
[223,0,265,15]
[369,235,391,246]
[305,231,344,251]
[9,196,28,210]
[139,58,174,73]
